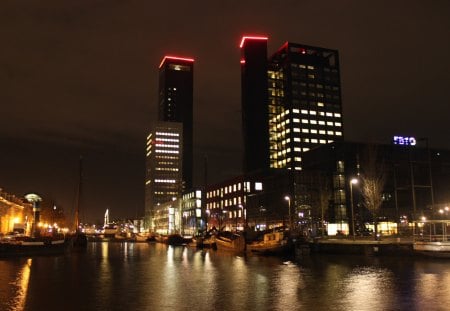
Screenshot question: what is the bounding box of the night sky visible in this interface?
[1,1,449,223]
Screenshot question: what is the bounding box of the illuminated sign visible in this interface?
[393,136,416,146]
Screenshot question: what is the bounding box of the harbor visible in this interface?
[2,241,450,311]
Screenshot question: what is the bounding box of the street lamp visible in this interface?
[25,193,42,238]
[284,196,292,230]
[349,178,358,240]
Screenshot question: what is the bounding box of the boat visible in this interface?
[247,231,292,255]
[215,231,245,252]
[155,234,191,246]
[0,235,70,258]
[413,220,450,258]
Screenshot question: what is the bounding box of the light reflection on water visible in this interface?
[1,243,450,311]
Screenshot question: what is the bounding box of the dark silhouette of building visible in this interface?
[240,36,270,174]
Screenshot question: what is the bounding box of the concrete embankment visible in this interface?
[299,237,414,256]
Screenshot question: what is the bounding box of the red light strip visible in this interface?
[159,56,195,68]
[239,36,268,48]
[240,59,246,64]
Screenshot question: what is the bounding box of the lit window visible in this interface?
[301,119,309,124]
[309,110,316,115]
[310,120,317,124]
[319,112,325,116]
[319,121,325,125]
[294,128,300,132]
[311,139,318,143]
[293,109,300,113]
[295,157,302,161]
[319,130,326,134]
[302,129,309,133]
[318,102,324,107]
[327,131,334,135]
[336,131,342,136]
[301,110,308,114]
[326,112,333,117]
[294,137,300,142]
[335,122,342,127]
[320,140,326,144]
[334,113,341,118]
[304,138,310,143]
[303,148,310,152]
[294,147,301,152]
[311,129,317,134]
[293,118,300,123]
[327,121,334,126]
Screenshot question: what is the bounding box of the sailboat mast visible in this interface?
[75,156,83,232]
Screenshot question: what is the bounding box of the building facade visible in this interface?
[240,36,344,173]
[145,122,183,231]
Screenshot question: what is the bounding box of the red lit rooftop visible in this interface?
[159,56,195,68]
[239,35,268,48]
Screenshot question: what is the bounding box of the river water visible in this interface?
[1,242,449,311]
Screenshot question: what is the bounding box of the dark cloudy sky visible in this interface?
[1,1,449,223]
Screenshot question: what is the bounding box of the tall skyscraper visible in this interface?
[158,56,194,189]
[240,36,344,173]
[145,122,183,230]
[240,36,269,174]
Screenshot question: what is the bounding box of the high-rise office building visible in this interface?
[145,122,183,230]
[158,56,194,189]
[240,36,270,174]
[240,36,344,173]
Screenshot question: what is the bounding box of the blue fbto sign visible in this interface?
[393,136,416,146]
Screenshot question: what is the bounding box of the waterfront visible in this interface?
[1,242,450,311]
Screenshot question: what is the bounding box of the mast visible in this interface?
[74,156,83,232]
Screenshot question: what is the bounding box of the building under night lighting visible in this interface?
[145,122,183,230]
[158,56,194,190]
[240,36,344,173]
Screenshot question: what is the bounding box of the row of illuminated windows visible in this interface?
[155,143,179,149]
[155,168,179,172]
[291,119,342,127]
[154,191,178,196]
[155,149,179,154]
[207,196,244,209]
[155,155,178,159]
[156,132,180,137]
[154,179,177,183]
[208,183,243,198]
[207,182,263,199]
[289,109,342,118]
[156,138,179,143]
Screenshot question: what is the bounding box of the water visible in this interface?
[1,242,450,311]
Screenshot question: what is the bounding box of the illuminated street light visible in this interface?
[349,178,358,240]
[25,193,42,237]
[284,196,292,230]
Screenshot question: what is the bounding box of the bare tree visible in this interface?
[360,145,386,239]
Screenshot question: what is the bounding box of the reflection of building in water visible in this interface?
[0,188,33,235]
[0,258,32,311]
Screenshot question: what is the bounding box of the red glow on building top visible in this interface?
[159,56,195,68]
[239,36,268,48]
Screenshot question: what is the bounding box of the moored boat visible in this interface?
[247,231,292,255]
[0,235,70,258]
[413,220,450,258]
[215,232,245,252]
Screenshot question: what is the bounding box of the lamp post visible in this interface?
[349,178,358,240]
[25,193,42,238]
[284,196,292,230]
